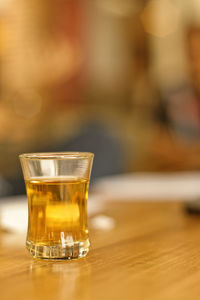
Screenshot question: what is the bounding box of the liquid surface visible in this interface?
[25,178,89,248]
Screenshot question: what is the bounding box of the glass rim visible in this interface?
[19,152,94,160]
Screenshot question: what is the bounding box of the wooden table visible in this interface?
[1,201,200,300]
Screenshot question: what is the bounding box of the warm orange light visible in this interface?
[140,0,180,38]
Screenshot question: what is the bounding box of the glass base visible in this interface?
[26,240,90,260]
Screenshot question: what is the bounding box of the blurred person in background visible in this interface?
[0,0,85,195]
[150,23,200,171]
[0,0,123,197]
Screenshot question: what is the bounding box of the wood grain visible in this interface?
[1,202,200,300]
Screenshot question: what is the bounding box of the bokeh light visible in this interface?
[140,0,180,37]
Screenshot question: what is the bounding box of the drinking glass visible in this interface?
[19,152,94,260]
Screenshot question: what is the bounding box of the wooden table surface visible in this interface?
[1,201,200,300]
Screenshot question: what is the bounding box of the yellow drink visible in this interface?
[25,177,89,259]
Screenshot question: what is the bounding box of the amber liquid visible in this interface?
[25,177,89,259]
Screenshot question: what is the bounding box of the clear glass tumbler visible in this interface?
[19,152,94,260]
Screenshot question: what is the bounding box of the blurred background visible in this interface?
[1,0,200,197]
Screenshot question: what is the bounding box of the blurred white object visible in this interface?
[1,172,200,233]
[0,195,103,233]
[90,215,115,230]
[93,172,200,200]
[0,196,27,233]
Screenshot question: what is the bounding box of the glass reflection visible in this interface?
[29,260,91,300]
